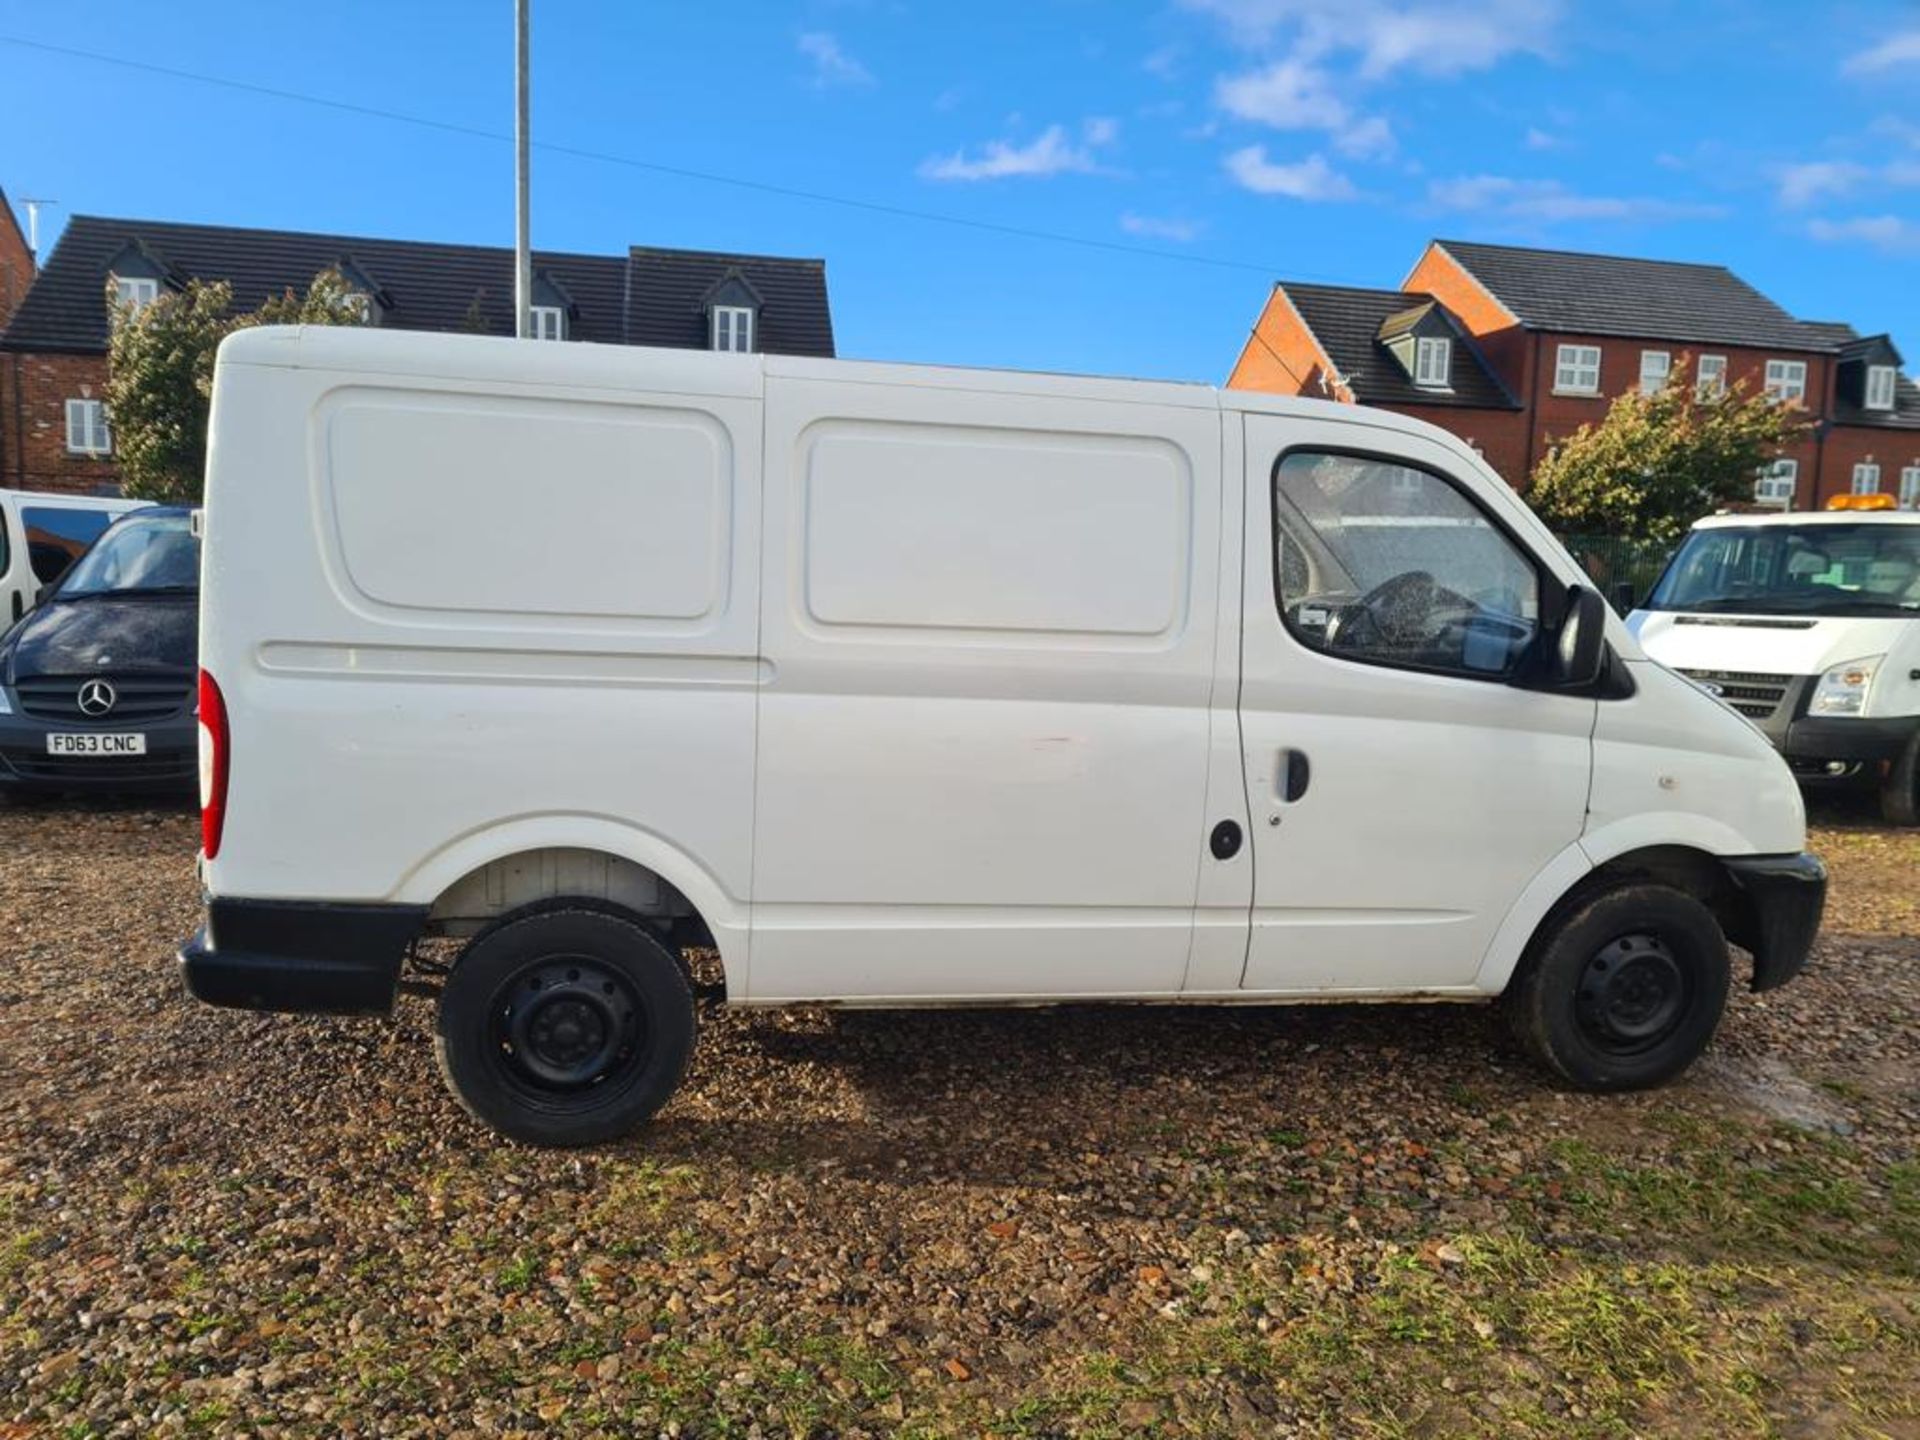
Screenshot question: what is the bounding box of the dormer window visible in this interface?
[1866,364,1897,411]
[113,275,159,311]
[531,305,566,341]
[712,305,754,353]
[1413,336,1450,388]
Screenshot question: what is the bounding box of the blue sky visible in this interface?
[2,1,1917,382]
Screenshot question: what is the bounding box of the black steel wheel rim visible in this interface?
[1575,932,1688,1056]
[489,954,649,1100]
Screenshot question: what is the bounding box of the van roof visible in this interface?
[1692,509,1920,530]
[214,324,1483,453]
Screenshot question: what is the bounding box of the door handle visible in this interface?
[1279,749,1311,803]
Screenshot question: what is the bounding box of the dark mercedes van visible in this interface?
[0,506,200,794]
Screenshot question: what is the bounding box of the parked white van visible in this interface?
[1628,499,1920,825]
[182,327,1825,1145]
[1,488,150,625]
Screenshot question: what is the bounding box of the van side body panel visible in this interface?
[200,333,766,980]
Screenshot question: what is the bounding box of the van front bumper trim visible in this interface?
[179,898,430,1015]
[1722,853,1827,993]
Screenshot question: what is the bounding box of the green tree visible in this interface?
[104,267,368,502]
[1526,355,1812,545]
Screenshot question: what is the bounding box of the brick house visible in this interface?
[0,214,835,494]
[1229,238,1920,512]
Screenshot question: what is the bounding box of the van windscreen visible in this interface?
[1646,523,1920,618]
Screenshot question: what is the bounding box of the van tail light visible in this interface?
[197,668,230,859]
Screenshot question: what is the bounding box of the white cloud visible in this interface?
[919,119,1119,181]
[1182,0,1561,77]
[1120,212,1206,242]
[1215,57,1394,157]
[1524,126,1560,150]
[1776,159,1870,208]
[1809,215,1920,253]
[1844,30,1920,74]
[797,32,874,89]
[1427,174,1722,223]
[1224,146,1358,200]
[1143,45,1184,78]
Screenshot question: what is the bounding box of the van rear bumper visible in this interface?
[179,898,429,1015]
[1723,853,1827,993]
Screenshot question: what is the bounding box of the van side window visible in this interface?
[1273,451,1539,679]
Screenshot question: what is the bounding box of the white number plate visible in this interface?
[46,733,148,756]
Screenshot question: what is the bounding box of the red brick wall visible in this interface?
[1,351,121,494]
[0,196,31,332]
[1227,287,1346,400]
[1818,426,1920,510]
[1390,404,1532,489]
[1402,244,1530,400]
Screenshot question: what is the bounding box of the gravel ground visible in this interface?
[1,795,1916,1438]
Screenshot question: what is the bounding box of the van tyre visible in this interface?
[1879,731,1920,827]
[433,908,696,1146]
[1505,884,1729,1092]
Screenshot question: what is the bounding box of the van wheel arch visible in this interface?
[1511,845,1757,992]
[424,847,726,999]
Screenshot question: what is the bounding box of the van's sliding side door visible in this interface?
[747,366,1231,1004]
[1235,413,1595,995]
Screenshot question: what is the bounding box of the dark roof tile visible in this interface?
[1279,282,1520,410]
[1435,239,1832,352]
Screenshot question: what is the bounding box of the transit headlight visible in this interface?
[1809,655,1882,716]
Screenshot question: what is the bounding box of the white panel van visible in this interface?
[181,328,1825,1145]
[1628,502,1920,825]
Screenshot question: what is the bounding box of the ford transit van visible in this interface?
[1629,499,1920,824]
[180,327,1824,1145]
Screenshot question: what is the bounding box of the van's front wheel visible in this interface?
[434,908,696,1146]
[1505,884,1730,1091]
[1878,731,1920,827]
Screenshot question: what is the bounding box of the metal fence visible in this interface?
[1556,534,1677,612]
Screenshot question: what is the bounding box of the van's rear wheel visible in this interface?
[1505,883,1729,1091]
[1879,731,1920,827]
[433,908,695,1146]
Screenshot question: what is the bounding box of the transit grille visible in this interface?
[12,673,193,724]
[1674,668,1791,721]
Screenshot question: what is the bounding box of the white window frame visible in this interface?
[531,304,566,341]
[1554,344,1602,395]
[1696,354,1727,399]
[1764,358,1808,404]
[64,398,111,456]
[1412,335,1451,388]
[1852,461,1882,496]
[1865,364,1897,412]
[112,275,159,311]
[1901,464,1920,510]
[1754,457,1797,507]
[1638,350,1671,395]
[711,305,754,354]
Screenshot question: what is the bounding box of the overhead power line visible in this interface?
[0,31,1367,287]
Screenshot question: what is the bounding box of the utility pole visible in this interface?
[514,0,532,338]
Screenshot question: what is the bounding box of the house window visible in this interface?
[113,276,159,311]
[1639,350,1671,394]
[531,305,566,341]
[1901,465,1920,510]
[1413,336,1451,388]
[1754,458,1797,506]
[65,399,111,456]
[1852,461,1881,496]
[1764,359,1808,403]
[712,306,754,354]
[1865,365,1897,411]
[1554,344,1601,394]
[1696,354,1727,399]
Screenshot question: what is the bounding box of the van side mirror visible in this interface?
[32,585,48,607]
[1548,585,1608,690]
[1608,580,1636,614]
